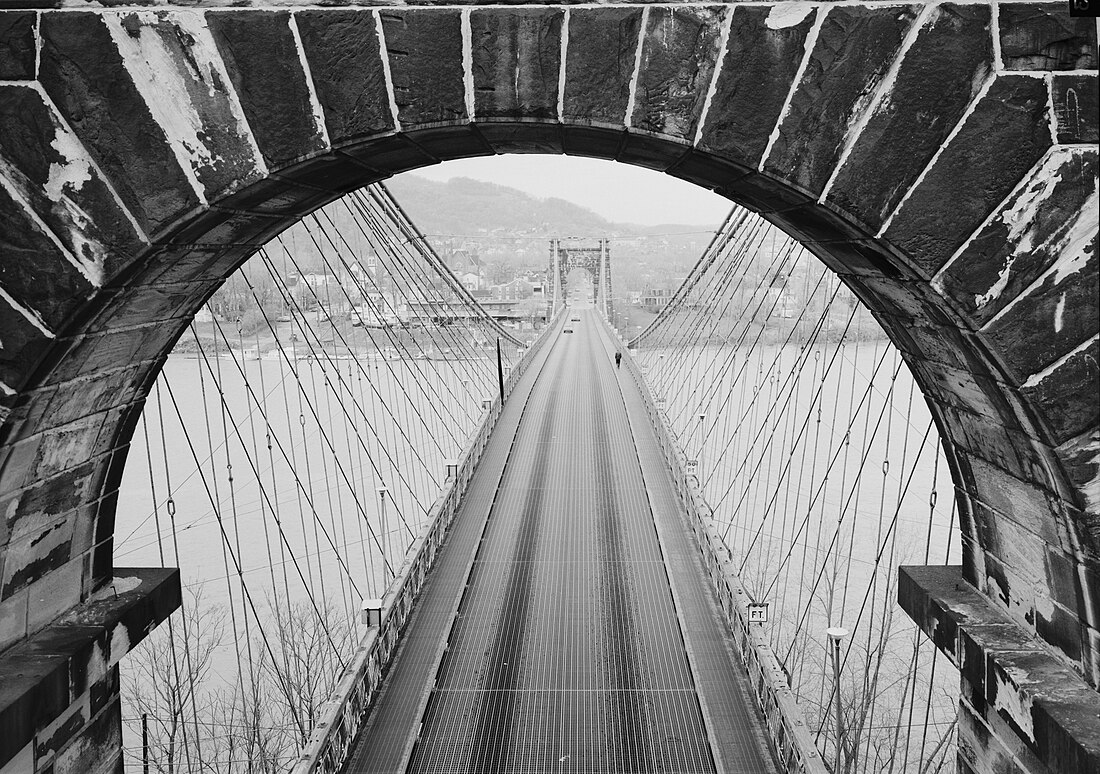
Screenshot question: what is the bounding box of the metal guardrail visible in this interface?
[611,324,829,774]
[290,314,564,774]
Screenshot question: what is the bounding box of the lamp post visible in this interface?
[696,413,706,480]
[826,626,848,774]
[378,487,391,582]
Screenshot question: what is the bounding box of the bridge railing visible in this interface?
[290,311,564,774]
[613,324,829,774]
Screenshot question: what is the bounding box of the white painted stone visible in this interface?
[991,665,1036,742]
[983,188,1099,330]
[108,621,132,668]
[967,148,1076,310]
[765,3,813,30]
[104,10,263,201]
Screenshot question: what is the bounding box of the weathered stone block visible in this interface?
[1035,593,1086,665]
[471,8,562,121]
[217,175,337,218]
[51,328,165,385]
[135,246,233,288]
[560,124,626,160]
[826,3,994,232]
[897,320,1000,378]
[998,4,1098,71]
[339,137,435,177]
[50,693,119,774]
[562,7,642,126]
[885,75,1052,277]
[90,286,195,335]
[935,148,1097,326]
[381,9,466,127]
[665,147,750,193]
[168,207,285,248]
[25,554,84,636]
[1053,432,1100,515]
[404,124,493,162]
[630,6,724,140]
[981,244,1097,382]
[854,275,935,321]
[1,513,76,602]
[296,10,394,148]
[0,86,147,285]
[0,13,35,80]
[1022,338,1100,444]
[1053,75,1099,144]
[699,4,816,169]
[981,551,1037,625]
[0,434,41,503]
[987,648,1100,773]
[900,565,1100,772]
[615,130,688,172]
[723,170,813,213]
[207,11,328,170]
[1043,546,1089,616]
[33,676,105,770]
[0,185,94,330]
[765,5,919,195]
[963,458,1067,549]
[957,697,1036,774]
[766,207,873,248]
[106,11,266,203]
[0,567,180,769]
[476,121,563,155]
[937,404,1051,491]
[39,366,150,431]
[38,12,200,237]
[0,588,28,653]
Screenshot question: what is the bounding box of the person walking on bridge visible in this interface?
[615,350,622,368]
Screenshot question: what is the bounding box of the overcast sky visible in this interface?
[406,155,732,226]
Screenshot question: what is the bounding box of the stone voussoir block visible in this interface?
[997,3,1098,72]
[471,7,563,121]
[562,6,643,127]
[295,9,394,148]
[206,9,329,170]
[0,12,36,80]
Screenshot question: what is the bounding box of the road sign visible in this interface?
[747,603,769,623]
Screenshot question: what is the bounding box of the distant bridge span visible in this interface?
[0,4,1096,774]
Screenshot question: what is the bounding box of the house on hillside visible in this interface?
[491,278,536,301]
[640,287,673,312]
[457,271,482,292]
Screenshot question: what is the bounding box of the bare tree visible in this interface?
[123,586,225,773]
[258,599,357,750]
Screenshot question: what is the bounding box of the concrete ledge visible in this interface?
[899,565,1100,774]
[0,567,181,770]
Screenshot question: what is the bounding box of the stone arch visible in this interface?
[0,0,1095,739]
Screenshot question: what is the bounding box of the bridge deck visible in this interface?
[346,310,775,773]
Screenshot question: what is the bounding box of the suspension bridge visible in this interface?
[0,3,1097,774]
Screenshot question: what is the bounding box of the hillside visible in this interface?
[386,175,723,290]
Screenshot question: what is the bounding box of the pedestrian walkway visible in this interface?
[347,309,776,773]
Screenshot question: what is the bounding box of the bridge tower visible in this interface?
[547,238,612,318]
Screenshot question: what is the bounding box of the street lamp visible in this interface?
[377,487,391,582]
[695,413,706,480]
[826,626,848,774]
